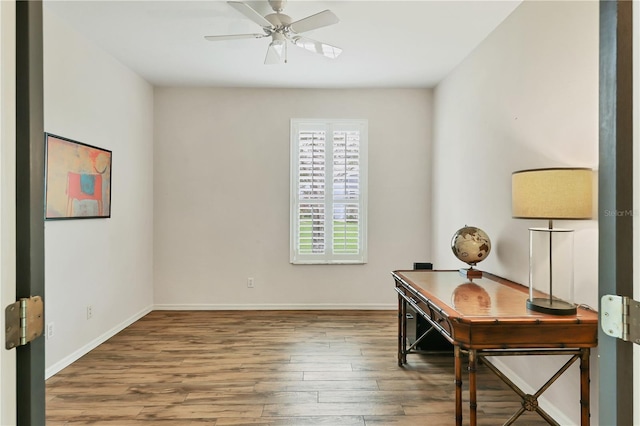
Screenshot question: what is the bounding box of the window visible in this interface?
[290,119,368,264]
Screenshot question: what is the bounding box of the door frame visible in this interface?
[633,1,639,424]
[15,0,45,424]
[598,1,634,425]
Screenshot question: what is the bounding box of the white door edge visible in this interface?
[0,1,17,424]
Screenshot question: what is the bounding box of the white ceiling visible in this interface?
[43,0,522,88]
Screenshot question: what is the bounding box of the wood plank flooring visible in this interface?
[46,310,549,425]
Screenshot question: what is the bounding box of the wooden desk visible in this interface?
[393,270,598,426]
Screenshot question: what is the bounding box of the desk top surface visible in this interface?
[393,270,598,324]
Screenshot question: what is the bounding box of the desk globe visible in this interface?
[451,226,491,278]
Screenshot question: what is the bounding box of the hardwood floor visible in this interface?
[46,310,550,425]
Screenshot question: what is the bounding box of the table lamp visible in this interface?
[512,168,593,315]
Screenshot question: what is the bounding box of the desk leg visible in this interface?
[402,298,407,364]
[469,349,477,426]
[397,295,406,366]
[397,295,401,365]
[580,348,591,426]
[454,345,462,426]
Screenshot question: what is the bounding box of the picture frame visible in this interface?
[44,133,112,220]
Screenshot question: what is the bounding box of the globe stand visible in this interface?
[459,267,482,279]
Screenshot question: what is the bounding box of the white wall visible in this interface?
[154,88,432,308]
[432,1,598,424]
[43,8,155,376]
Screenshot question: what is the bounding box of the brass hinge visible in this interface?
[5,296,44,350]
[601,294,640,345]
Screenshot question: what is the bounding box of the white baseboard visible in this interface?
[45,305,153,379]
[489,358,573,425]
[154,303,396,311]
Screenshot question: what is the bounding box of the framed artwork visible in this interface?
[44,133,112,219]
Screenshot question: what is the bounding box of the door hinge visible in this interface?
[5,296,44,350]
[601,294,640,345]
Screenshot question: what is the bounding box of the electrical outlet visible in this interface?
[86,305,93,319]
[47,322,54,339]
[247,277,255,288]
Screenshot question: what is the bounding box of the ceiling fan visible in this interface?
[205,0,342,64]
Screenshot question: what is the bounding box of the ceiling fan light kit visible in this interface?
[205,0,342,64]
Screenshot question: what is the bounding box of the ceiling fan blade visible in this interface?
[292,36,342,59]
[264,40,285,65]
[228,1,273,29]
[289,10,339,34]
[205,34,266,41]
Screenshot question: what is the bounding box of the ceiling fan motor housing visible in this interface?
[265,13,292,34]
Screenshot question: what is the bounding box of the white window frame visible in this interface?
[290,118,368,264]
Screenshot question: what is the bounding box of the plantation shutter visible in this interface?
[332,130,360,255]
[297,129,326,254]
[291,119,368,264]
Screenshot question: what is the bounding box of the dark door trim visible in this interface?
[15,0,45,424]
[598,1,634,425]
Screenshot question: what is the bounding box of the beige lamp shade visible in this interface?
[512,168,593,220]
